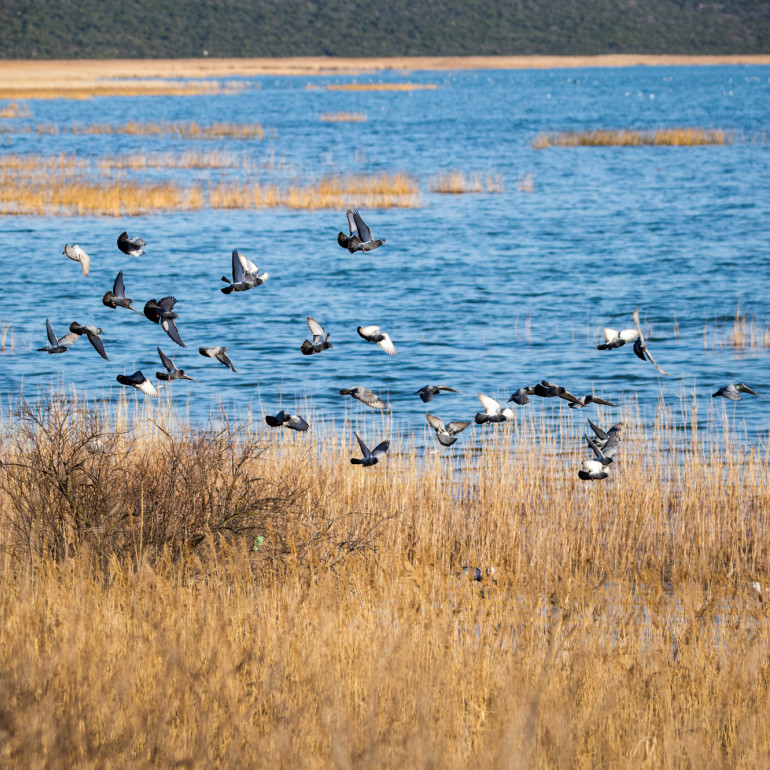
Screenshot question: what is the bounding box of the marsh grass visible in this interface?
[0,155,420,214]
[0,81,242,100]
[72,120,265,140]
[430,170,505,194]
[705,302,770,349]
[320,112,368,122]
[534,127,734,148]
[0,101,32,118]
[2,393,770,765]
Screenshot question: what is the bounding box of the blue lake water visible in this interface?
[1,65,770,442]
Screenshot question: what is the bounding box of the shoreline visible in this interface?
[1,54,770,85]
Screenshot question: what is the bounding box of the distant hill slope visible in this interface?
[2,0,769,59]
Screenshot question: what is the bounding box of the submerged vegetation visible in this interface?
[430,170,505,194]
[0,80,244,100]
[1,393,770,765]
[705,302,770,350]
[533,127,735,148]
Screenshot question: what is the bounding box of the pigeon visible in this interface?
[341,209,386,253]
[63,244,90,276]
[712,383,762,401]
[415,385,461,403]
[475,394,514,424]
[337,209,360,250]
[102,271,141,313]
[460,566,496,582]
[199,346,237,372]
[338,387,389,410]
[578,459,610,481]
[585,420,624,463]
[632,308,669,376]
[144,297,185,347]
[357,325,397,356]
[117,231,146,257]
[568,394,618,409]
[597,326,639,350]
[67,322,109,360]
[350,432,389,466]
[116,370,157,397]
[156,347,198,382]
[37,319,69,354]
[300,316,333,355]
[425,413,471,447]
[265,410,309,432]
[507,386,537,405]
[221,249,269,294]
[533,380,581,405]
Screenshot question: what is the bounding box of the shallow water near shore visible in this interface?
[1,64,769,442]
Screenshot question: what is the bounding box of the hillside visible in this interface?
[2,0,769,59]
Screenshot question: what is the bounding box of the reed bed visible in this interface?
[72,120,265,140]
[319,112,368,122]
[325,82,438,91]
[0,101,32,118]
[0,80,241,100]
[1,393,770,766]
[533,127,733,148]
[210,172,421,210]
[705,302,770,350]
[0,157,419,214]
[430,170,505,194]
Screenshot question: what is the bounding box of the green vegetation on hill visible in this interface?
[1,0,769,58]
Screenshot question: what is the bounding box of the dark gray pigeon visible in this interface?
[350,432,389,466]
[199,346,237,372]
[144,297,185,347]
[712,383,761,401]
[301,316,333,355]
[68,322,108,360]
[103,271,141,313]
[156,347,197,382]
[37,319,69,354]
[342,210,386,253]
[116,370,157,397]
[415,385,461,403]
[117,231,146,257]
[265,410,309,432]
[426,413,471,447]
[338,387,389,410]
[221,249,269,294]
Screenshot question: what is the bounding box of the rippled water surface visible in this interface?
[2,66,770,440]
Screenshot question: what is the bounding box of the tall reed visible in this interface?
[1,392,770,766]
[534,127,733,148]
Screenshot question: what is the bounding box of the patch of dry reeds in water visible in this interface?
[0,154,420,214]
[534,127,734,148]
[0,80,244,100]
[2,393,770,767]
[705,302,770,350]
[320,111,368,122]
[430,170,505,193]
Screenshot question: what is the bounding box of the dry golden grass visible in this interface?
[0,80,243,100]
[2,393,770,766]
[430,170,505,194]
[705,302,770,349]
[0,101,32,118]
[319,111,368,122]
[0,154,419,213]
[326,82,438,91]
[534,127,733,148]
[210,172,420,210]
[73,120,265,140]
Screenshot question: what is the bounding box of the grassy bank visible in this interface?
[1,394,770,766]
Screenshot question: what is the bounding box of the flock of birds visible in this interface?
[48,209,761,478]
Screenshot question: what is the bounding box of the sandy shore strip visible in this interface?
[4,54,770,81]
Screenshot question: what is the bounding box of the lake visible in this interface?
[1,65,769,442]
